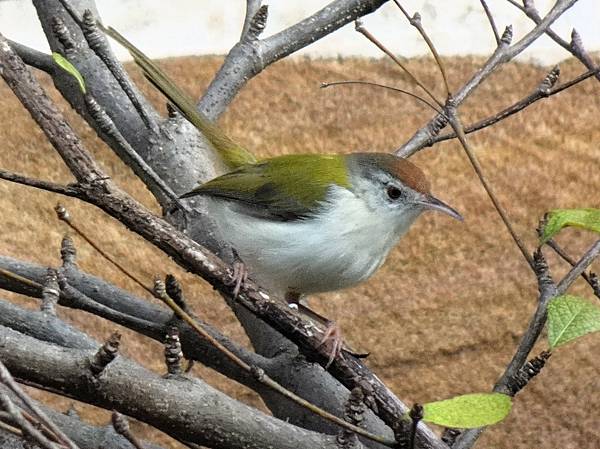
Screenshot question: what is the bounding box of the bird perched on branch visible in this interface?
[104,26,463,366]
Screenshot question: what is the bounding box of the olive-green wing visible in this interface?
[100,25,257,169]
[182,154,351,221]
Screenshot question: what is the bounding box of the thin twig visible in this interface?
[446,105,535,270]
[545,238,599,296]
[0,417,22,438]
[0,267,43,292]
[557,240,600,295]
[455,242,600,449]
[0,390,59,449]
[0,169,82,198]
[321,80,443,114]
[392,0,450,96]
[479,0,501,45]
[355,21,443,108]
[507,0,600,82]
[55,204,150,293]
[0,362,79,449]
[430,65,599,146]
[398,0,579,157]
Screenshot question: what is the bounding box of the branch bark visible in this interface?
[0,326,346,449]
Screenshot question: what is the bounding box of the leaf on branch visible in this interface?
[421,393,512,428]
[52,52,87,94]
[540,208,600,243]
[547,295,600,349]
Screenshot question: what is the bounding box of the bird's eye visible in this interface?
[386,185,403,200]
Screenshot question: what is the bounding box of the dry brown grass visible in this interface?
[0,54,599,449]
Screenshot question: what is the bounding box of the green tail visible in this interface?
[101,24,257,169]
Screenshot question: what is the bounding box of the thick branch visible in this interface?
[6,40,54,73]
[0,326,345,449]
[0,256,268,388]
[199,0,390,119]
[0,35,103,183]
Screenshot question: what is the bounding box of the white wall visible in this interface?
[1,0,597,65]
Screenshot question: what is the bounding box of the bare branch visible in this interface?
[199,0,390,119]
[391,1,450,96]
[397,0,579,157]
[545,238,600,297]
[507,0,600,82]
[427,66,600,145]
[0,326,350,449]
[355,20,442,107]
[446,103,535,270]
[0,362,80,449]
[240,1,265,41]
[0,169,82,198]
[0,389,59,449]
[6,40,54,73]
[557,240,600,294]
[479,0,501,45]
[0,34,104,183]
[321,80,442,114]
[453,250,556,449]
[79,8,158,132]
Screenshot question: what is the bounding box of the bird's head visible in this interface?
[346,153,463,225]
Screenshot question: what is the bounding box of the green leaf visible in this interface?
[540,208,600,243]
[422,393,512,428]
[52,52,86,94]
[547,295,600,349]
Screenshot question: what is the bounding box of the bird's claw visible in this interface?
[231,260,248,298]
[318,321,344,369]
[227,249,248,299]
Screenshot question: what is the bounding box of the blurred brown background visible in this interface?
[0,55,599,448]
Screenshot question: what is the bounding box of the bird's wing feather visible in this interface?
[182,154,351,221]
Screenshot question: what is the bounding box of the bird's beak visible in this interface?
[417,194,464,221]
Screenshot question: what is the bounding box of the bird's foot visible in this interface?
[318,321,344,369]
[228,249,248,299]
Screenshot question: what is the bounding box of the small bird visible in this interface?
[105,27,463,363]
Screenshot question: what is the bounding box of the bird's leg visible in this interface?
[227,248,248,299]
[285,292,365,368]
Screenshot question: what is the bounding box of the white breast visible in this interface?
[209,186,418,295]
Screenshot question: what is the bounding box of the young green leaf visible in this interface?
[547,295,600,349]
[422,393,512,428]
[540,208,600,243]
[52,52,87,94]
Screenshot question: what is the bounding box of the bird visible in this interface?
[104,26,463,364]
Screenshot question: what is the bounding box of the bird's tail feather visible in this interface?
[100,24,257,169]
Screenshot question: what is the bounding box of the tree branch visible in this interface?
[6,40,55,73]
[199,0,390,119]
[507,0,600,82]
[0,35,104,183]
[425,65,600,146]
[0,326,347,449]
[396,0,579,157]
[454,240,600,449]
